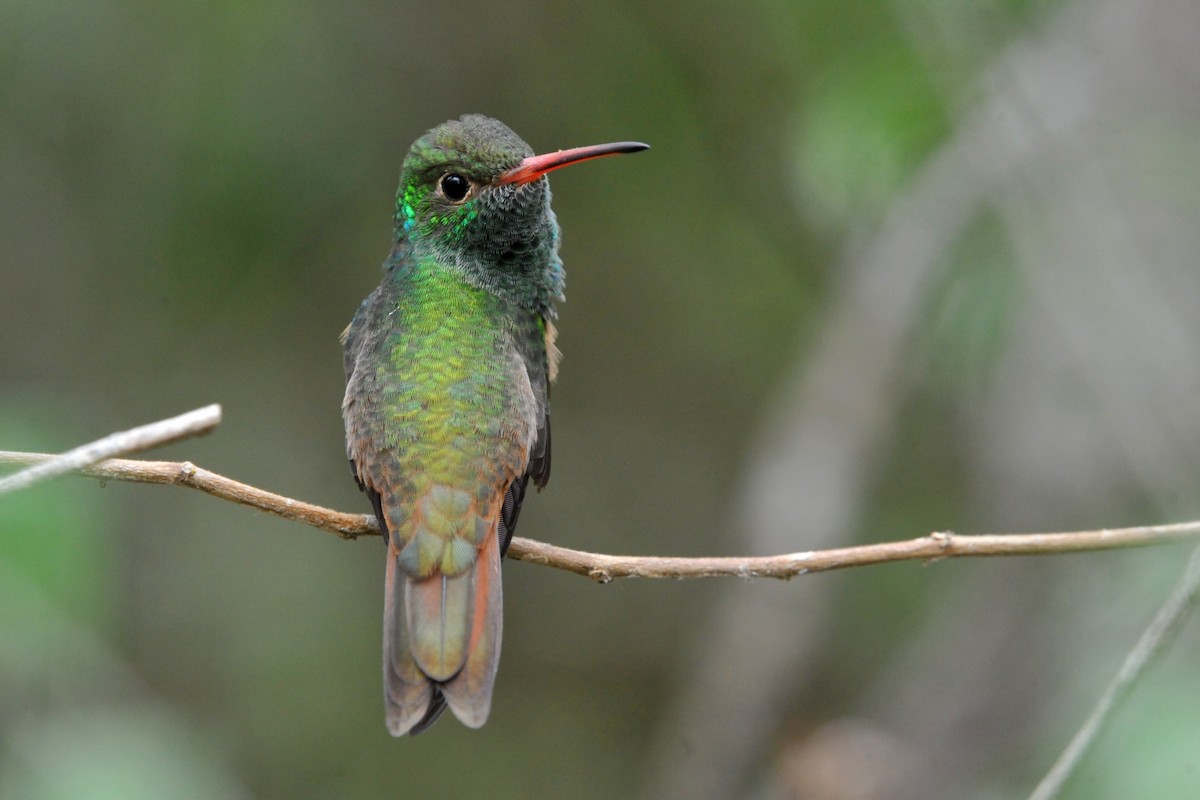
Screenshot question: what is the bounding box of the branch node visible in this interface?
[588,568,613,584]
[788,552,814,579]
[340,516,377,541]
[920,531,955,566]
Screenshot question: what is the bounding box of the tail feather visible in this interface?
[408,688,448,736]
[442,529,503,728]
[383,522,504,736]
[383,551,436,736]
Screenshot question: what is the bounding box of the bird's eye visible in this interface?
[439,173,471,203]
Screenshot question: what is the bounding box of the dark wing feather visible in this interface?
[528,412,551,490]
[523,313,553,492]
[341,296,370,382]
[496,313,554,555]
[408,689,449,735]
[497,476,526,556]
[342,289,386,529]
[366,483,388,547]
[343,248,410,501]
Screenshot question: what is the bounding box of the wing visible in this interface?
[341,277,404,540]
[341,295,372,493]
[340,297,369,382]
[496,313,555,555]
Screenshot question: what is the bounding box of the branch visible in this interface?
[1028,543,1200,800]
[0,451,372,539]
[0,405,221,495]
[2,450,1198,581]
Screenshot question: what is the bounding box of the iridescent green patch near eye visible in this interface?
[452,208,478,237]
[398,182,419,232]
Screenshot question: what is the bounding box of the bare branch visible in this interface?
[509,526,1200,582]
[1028,544,1200,800]
[1,450,1198,580]
[0,405,222,495]
[0,451,373,539]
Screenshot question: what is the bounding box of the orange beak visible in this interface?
[497,141,650,185]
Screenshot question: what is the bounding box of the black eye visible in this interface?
[439,173,471,202]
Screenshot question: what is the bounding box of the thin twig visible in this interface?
[509,527,1200,582]
[1027,544,1200,800]
[1,450,1198,580]
[0,405,222,495]
[0,452,372,539]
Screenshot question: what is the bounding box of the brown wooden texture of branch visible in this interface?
[2,450,1198,582]
[0,405,221,494]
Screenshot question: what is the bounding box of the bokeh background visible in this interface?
[4,0,1200,797]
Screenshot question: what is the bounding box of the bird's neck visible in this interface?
[391,224,565,317]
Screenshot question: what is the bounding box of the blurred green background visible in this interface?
[4,1,1200,798]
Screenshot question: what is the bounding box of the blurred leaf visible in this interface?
[0,706,250,800]
[0,406,112,630]
[919,215,1024,391]
[791,43,948,230]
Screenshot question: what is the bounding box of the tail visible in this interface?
[383,526,503,736]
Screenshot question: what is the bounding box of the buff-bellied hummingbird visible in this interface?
[341,115,648,735]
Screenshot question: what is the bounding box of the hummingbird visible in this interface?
[341,115,648,736]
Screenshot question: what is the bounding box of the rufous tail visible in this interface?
[383,527,503,735]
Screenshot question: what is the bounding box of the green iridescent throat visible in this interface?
[392,144,565,315]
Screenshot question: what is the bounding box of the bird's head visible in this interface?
[393,114,647,310]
